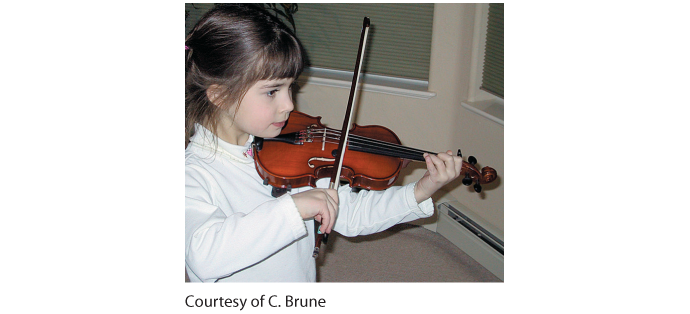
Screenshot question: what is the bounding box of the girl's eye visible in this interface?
[267,89,278,97]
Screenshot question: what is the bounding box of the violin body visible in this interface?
[253,111,404,191]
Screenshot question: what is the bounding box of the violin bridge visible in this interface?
[322,129,327,151]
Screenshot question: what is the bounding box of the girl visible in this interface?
[185,4,463,282]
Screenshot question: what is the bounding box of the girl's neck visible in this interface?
[215,124,249,146]
[220,132,250,146]
[202,121,249,146]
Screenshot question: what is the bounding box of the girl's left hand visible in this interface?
[413,150,463,203]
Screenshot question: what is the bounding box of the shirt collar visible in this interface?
[190,123,254,163]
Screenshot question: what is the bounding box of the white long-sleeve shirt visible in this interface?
[185,124,434,282]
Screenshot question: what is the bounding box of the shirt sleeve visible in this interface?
[185,164,307,281]
[324,179,435,237]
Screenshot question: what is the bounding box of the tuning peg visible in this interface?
[468,156,477,165]
[462,173,472,186]
[473,180,482,193]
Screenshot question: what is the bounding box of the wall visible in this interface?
[294,3,504,237]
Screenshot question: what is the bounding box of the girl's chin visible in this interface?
[257,129,282,139]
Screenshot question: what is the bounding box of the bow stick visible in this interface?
[313,17,371,258]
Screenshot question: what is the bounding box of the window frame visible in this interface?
[468,3,503,104]
[462,3,504,125]
[297,68,436,100]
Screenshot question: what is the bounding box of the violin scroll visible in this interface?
[460,155,497,193]
[480,166,498,184]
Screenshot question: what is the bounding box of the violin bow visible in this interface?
[313,17,371,258]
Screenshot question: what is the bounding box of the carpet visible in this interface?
[316,223,501,282]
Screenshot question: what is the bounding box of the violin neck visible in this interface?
[346,134,432,162]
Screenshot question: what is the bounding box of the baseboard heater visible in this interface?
[436,202,504,281]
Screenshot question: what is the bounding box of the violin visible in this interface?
[252,110,498,194]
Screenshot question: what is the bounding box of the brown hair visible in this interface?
[185,4,306,147]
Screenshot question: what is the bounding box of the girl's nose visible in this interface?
[282,93,294,112]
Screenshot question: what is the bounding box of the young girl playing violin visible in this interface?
[185,4,463,282]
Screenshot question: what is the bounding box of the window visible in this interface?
[480,3,504,99]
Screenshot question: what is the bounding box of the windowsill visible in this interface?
[461,99,504,125]
[296,67,437,100]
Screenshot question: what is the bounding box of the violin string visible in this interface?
[310,128,432,155]
[307,128,434,160]
[312,137,427,160]
[311,129,432,158]
[309,131,411,154]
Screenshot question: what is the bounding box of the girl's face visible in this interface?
[217,78,295,145]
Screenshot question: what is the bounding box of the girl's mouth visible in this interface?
[272,121,286,128]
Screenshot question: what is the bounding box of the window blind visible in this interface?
[185,3,214,36]
[293,3,434,80]
[184,4,434,81]
[481,3,504,98]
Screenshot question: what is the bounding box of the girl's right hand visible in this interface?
[291,188,339,234]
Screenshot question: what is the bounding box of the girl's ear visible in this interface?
[206,84,226,107]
